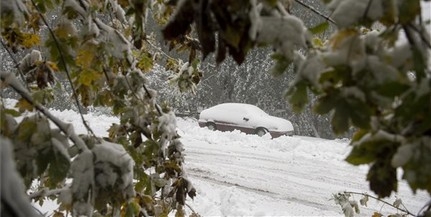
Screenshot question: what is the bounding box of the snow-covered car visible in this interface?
[198,103,294,138]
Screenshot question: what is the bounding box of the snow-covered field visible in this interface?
[23,105,428,216]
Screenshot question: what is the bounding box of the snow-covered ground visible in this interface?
[17,104,427,216]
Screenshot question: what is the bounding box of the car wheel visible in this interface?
[256,128,267,137]
[206,122,216,131]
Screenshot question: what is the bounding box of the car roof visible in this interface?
[210,103,266,113]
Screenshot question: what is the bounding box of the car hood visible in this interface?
[262,116,294,132]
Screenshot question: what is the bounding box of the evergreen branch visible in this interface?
[294,0,336,25]
[0,71,89,152]
[30,0,95,137]
[343,191,414,216]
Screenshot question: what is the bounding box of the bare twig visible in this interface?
[407,23,431,49]
[0,40,28,89]
[29,187,67,199]
[343,191,414,216]
[30,0,95,137]
[363,0,373,20]
[294,0,336,25]
[142,83,162,116]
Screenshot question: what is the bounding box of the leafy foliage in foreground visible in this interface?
[1,0,198,216]
[161,0,431,202]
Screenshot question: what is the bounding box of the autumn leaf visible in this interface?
[76,47,95,68]
[21,33,41,48]
[15,98,34,112]
[78,69,102,86]
[328,29,358,49]
[372,212,383,217]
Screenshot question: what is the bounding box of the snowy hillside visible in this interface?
[26,105,429,216]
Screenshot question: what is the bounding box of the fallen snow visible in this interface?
[18,103,427,216]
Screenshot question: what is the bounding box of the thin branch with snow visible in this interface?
[30,0,96,137]
[342,191,414,216]
[0,71,89,152]
[294,0,336,25]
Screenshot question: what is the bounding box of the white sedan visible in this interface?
[198,103,294,138]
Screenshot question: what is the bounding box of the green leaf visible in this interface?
[375,81,409,98]
[331,104,349,135]
[286,81,308,113]
[398,0,420,24]
[16,117,38,142]
[314,95,337,115]
[78,69,102,86]
[346,144,378,165]
[347,99,371,129]
[271,53,292,76]
[367,160,397,197]
[47,146,70,188]
[3,108,21,117]
[308,21,329,35]
[124,200,141,217]
[36,147,52,175]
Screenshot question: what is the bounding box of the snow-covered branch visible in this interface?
[0,71,89,152]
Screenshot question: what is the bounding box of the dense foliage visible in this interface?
[1,0,197,216]
[0,0,430,216]
[163,0,431,200]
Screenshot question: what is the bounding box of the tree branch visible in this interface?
[294,0,336,25]
[0,71,89,152]
[343,191,414,216]
[0,39,29,89]
[30,0,95,137]
[29,187,67,199]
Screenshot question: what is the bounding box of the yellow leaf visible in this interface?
[78,69,101,86]
[312,37,325,48]
[328,29,358,49]
[52,211,65,217]
[76,48,95,68]
[46,61,59,72]
[21,33,40,48]
[15,98,34,112]
[372,212,383,217]
[137,52,154,72]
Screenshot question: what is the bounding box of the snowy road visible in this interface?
[29,106,428,216]
[176,118,428,216]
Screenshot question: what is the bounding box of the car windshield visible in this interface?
[243,105,268,117]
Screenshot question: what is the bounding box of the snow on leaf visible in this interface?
[393,198,402,208]
[92,140,135,198]
[257,15,307,60]
[328,0,383,28]
[391,144,413,167]
[70,150,94,216]
[349,200,360,214]
[359,194,369,207]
